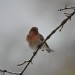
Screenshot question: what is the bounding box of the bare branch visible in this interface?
[19,7,75,75]
[17,60,33,66]
[58,6,75,11]
[0,6,75,75]
[0,69,20,75]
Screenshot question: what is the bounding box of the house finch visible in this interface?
[26,27,54,53]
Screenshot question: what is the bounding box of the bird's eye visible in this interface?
[31,31,34,34]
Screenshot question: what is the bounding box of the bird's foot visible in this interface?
[42,50,44,51]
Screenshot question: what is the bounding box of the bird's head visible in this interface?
[29,27,38,34]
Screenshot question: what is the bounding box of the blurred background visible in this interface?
[0,0,75,75]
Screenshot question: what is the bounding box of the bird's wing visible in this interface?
[39,34,44,41]
[39,34,48,46]
[39,34,54,53]
[45,42,49,48]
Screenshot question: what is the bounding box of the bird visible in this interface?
[26,27,54,53]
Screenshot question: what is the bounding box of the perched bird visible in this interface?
[26,27,54,53]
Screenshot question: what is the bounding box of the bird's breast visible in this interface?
[27,34,41,50]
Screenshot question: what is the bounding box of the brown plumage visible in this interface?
[26,27,54,53]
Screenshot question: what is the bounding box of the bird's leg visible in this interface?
[42,50,44,51]
[33,51,37,55]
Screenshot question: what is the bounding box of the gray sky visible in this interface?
[0,0,75,75]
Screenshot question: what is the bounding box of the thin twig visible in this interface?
[58,7,75,11]
[0,69,20,75]
[17,60,33,66]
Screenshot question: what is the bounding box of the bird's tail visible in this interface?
[43,42,54,53]
[45,48,54,53]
